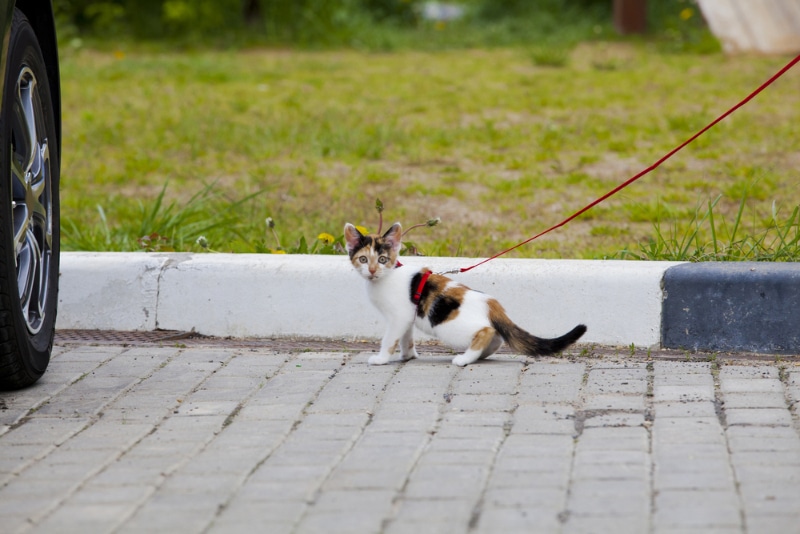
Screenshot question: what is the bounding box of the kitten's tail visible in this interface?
[490,302,586,356]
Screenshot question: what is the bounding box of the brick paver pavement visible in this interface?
[1,341,799,533]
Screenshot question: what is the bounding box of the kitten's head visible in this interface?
[344,222,402,281]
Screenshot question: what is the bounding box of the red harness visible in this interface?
[412,270,432,306]
[395,262,432,306]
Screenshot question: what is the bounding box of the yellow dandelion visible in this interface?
[317,232,335,245]
[680,8,693,21]
[270,249,287,254]
[355,225,369,235]
[113,50,125,60]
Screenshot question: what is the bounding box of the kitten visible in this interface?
[344,222,587,366]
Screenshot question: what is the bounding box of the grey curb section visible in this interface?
[662,262,800,354]
[56,253,799,353]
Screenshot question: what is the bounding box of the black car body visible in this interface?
[0,0,61,389]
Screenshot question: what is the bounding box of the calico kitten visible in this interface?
[344,222,586,366]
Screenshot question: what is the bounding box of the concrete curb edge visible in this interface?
[57,252,799,353]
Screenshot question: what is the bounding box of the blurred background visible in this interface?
[56,2,800,261]
[54,0,714,51]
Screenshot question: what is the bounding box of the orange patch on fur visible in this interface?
[470,326,497,352]
[443,282,469,300]
[487,298,511,325]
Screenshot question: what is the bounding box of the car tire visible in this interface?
[0,8,60,390]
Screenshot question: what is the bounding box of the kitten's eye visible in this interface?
[378,256,389,264]
[358,256,368,264]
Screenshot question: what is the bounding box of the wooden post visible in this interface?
[613,0,647,34]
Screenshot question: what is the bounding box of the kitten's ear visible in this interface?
[344,223,363,254]
[383,222,403,253]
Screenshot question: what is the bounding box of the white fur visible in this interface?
[359,265,498,366]
[344,221,504,366]
[362,265,419,365]
[418,285,491,349]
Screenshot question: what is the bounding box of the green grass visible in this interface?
[618,193,800,261]
[60,43,800,260]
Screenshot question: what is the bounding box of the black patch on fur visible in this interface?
[350,234,394,261]
[348,235,373,260]
[375,238,393,256]
[428,295,460,327]
[411,272,439,317]
[410,273,423,306]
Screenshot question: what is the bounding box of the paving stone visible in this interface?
[582,411,645,428]
[488,468,570,489]
[209,502,302,533]
[655,469,736,491]
[403,464,490,499]
[725,407,794,426]
[446,393,516,412]
[387,497,474,528]
[746,514,800,533]
[653,489,741,529]
[654,384,714,402]
[482,485,566,508]
[576,426,649,451]
[731,450,800,466]
[566,479,650,516]
[726,426,800,452]
[473,506,563,534]
[321,466,410,491]
[720,391,787,409]
[654,372,713,386]
[652,401,717,418]
[512,409,576,434]
[0,418,88,446]
[442,410,509,427]
[435,423,507,441]
[738,484,800,516]
[7,343,800,532]
[654,361,712,374]
[573,450,650,468]
[652,417,726,445]
[564,514,648,534]
[582,394,646,411]
[296,489,396,533]
[720,378,783,393]
[733,463,800,485]
[572,460,649,481]
[425,436,504,453]
[719,365,779,379]
[653,453,733,475]
[500,433,575,457]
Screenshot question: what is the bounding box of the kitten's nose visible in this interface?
[369,266,377,275]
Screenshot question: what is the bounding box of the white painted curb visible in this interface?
[57,252,685,348]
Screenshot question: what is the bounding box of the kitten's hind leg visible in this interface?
[400,326,418,361]
[479,334,503,360]
[452,348,483,367]
[452,327,498,367]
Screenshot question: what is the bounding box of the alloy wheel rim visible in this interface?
[11,66,52,335]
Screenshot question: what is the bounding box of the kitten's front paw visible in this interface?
[452,354,477,367]
[368,354,391,365]
[401,350,419,361]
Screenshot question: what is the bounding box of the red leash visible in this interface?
[452,53,800,274]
